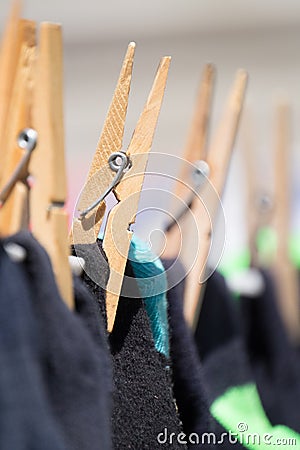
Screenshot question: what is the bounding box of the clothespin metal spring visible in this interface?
[164,159,210,232]
[0,127,37,207]
[79,151,131,219]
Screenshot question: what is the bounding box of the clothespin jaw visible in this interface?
[0,19,36,236]
[30,22,73,309]
[70,42,136,246]
[183,69,248,329]
[103,56,171,332]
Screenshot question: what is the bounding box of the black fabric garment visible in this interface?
[0,241,67,450]
[193,271,248,448]
[203,339,254,449]
[194,270,300,448]
[6,232,112,450]
[162,258,213,449]
[240,269,300,432]
[195,270,240,362]
[72,241,109,328]
[77,240,185,449]
[73,275,113,450]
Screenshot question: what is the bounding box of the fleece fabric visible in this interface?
[6,231,112,450]
[240,269,300,432]
[162,258,214,450]
[204,339,300,449]
[77,240,185,449]
[196,270,300,448]
[0,241,67,450]
[194,270,241,362]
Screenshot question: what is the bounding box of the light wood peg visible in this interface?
[103,56,171,333]
[30,22,73,309]
[272,102,300,342]
[174,63,215,202]
[70,42,136,247]
[0,0,23,184]
[0,19,36,236]
[183,69,248,329]
[164,64,215,260]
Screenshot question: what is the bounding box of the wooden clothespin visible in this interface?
[0,0,23,184]
[29,23,73,310]
[271,102,300,342]
[71,43,171,332]
[183,70,248,329]
[0,19,36,236]
[243,104,300,341]
[163,64,215,259]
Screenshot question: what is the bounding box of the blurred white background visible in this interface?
[1,0,300,265]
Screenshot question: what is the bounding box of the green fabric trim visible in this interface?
[210,383,300,449]
[256,226,277,266]
[289,232,300,269]
[219,249,251,278]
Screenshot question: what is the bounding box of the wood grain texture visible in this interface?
[183,69,248,329]
[30,23,73,309]
[0,19,36,236]
[70,43,135,246]
[103,56,171,332]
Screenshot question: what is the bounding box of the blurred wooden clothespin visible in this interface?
[163,64,215,258]
[0,0,23,185]
[243,103,300,342]
[0,17,36,235]
[272,103,300,342]
[29,23,73,310]
[184,70,247,329]
[164,66,247,329]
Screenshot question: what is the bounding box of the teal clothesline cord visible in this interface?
[128,235,169,358]
[99,231,169,358]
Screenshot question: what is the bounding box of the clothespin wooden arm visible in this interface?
[242,111,261,265]
[164,64,215,259]
[0,0,23,184]
[174,63,215,202]
[70,43,135,246]
[103,56,171,333]
[30,23,73,309]
[183,69,248,329]
[272,102,300,342]
[0,19,36,236]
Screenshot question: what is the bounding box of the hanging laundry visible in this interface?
[75,239,186,449]
[72,276,113,449]
[196,270,300,448]
[162,257,214,449]
[0,240,67,450]
[195,270,241,361]
[5,231,112,450]
[239,269,300,432]
[204,338,299,449]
